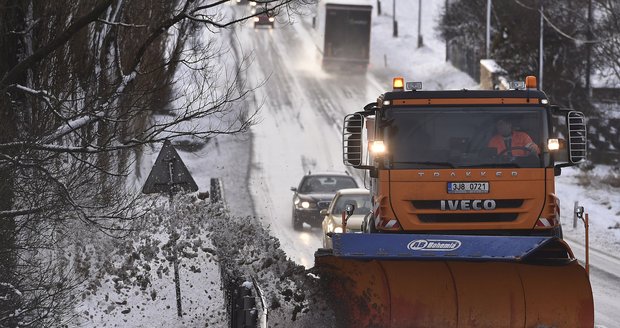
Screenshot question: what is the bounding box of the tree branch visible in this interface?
[0,0,114,88]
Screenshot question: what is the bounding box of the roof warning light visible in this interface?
[525,76,537,89]
[392,77,405,91]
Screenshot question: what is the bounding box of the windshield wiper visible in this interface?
[393,161,455,168]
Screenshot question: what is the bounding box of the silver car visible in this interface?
[321,188,371,249]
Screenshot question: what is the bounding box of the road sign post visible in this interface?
[142,140,198,318]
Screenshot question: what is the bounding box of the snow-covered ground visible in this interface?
[73,0,620,327]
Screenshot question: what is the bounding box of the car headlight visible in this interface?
[269,17,275,22]
[301,201,310,209]
[254,17,259,22]
[334,227,343,233]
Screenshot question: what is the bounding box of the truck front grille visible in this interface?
[412,199,523,223]
[411,200,524,209]
[418,213,519,223]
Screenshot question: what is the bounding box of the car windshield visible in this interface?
[299,176,357,194]
[383,107,549,169]
[332,194,371,215]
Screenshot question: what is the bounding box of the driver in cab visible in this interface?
[488,117,540,157]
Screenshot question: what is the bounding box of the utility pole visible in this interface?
[539,0,544,90]
[393,0,398,37]
[486,0,492,58]
[445,0,449,61]
[585,0,593,98]
[417,0,423,47]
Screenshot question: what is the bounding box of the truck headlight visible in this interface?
[548,138,560,151]
[370,140,386,154]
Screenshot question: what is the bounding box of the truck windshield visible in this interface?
[383,107,549,169]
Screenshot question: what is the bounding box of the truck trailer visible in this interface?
[313,0,372,72]
[315,76,593,327]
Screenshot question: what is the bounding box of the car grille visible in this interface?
[317,201,331,210]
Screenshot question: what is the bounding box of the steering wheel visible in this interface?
[497,146,536,157]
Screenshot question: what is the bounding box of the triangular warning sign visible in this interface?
[142,140,198,194]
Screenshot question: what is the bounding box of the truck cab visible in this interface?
[343,76,587,237]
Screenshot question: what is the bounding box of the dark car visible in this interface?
[290,172,358,230]
[251,2,275,28]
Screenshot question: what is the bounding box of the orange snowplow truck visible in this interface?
[314,76,593,327]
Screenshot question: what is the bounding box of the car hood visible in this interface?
[298,193,335,202]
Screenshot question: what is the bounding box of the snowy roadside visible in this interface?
[71,3,259,327]
[558,166,620,259]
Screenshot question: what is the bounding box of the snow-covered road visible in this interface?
[239,19,382,268]
[223,4,620,327]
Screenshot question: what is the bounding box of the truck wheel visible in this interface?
[363,213,377,233]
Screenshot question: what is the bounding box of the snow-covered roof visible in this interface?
[480,59,506,74]
[335,188,370,195]
[306,171,352,177]
[324,0,373,6]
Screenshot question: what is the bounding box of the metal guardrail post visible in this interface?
[573,201,579,228]
[252,276,268,328]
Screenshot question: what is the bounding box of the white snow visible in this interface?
[480,59,506,74]
[73,0,620,327]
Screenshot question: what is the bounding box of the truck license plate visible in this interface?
[447,182,489,194]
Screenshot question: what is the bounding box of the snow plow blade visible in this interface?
[314,234,593,328]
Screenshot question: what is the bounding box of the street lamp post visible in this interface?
[486,0,491,58]
[417,0,423,47]
[393,0,398,37]
[539,0,544,90]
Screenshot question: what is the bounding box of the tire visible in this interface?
[363,213,377,233]
[554,224,563,239]
[292,214,303,231]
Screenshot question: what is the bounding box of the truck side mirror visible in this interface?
[567,111,587,164]
[343,113,364,166]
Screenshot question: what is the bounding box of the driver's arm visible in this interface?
[521,133,540,154]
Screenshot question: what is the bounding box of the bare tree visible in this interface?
[0,0,311,326]
[593,0,620,87]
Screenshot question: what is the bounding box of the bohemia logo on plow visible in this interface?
[407,239,462,251]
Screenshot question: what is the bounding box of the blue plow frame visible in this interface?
[330,233,555,261]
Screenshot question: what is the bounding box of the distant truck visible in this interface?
[314,0,372,71]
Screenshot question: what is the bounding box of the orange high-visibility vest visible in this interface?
[488,131,540,156]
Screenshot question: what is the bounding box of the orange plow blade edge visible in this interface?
[315,256,593,328]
